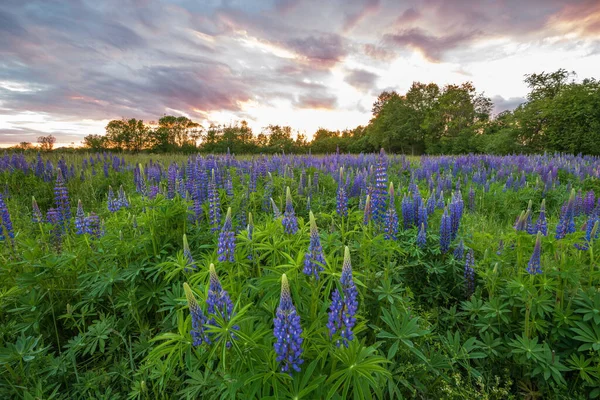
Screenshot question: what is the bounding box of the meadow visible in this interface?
[0,150,599,399]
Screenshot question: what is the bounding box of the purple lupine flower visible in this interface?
[464,248,475,296]
[556,190,576,239]
[31,196,43,224]
[274,274,304,373]
[468,186,475,212]
[454,240,464,260]
[426,195,435,216]
[584,190,595,215]
[363,195,371,225]
[575,190,584,217]
[75,200,85,235]
[440,208,452,253]
[118,185,129,208]
[54,169,71,232]
[449,193,463,240]
[535,199,548,236]
[282,187,298,234]
[206,264,235,326]
[84,212,102,239]
[384,183,399,240]
[327,246,358,347]
[46,208,63,249]
[183,282,210,346]
[0,193,14,241]
[575,217,599,251]
[527,232,543,275]
[183,234,197,270]
[336,168,348,218]
[525,200,536,235]
[401,194,414,229]
[167,163,177,200]
[303,211,326,279]
[107,186,119,212]
[371,149,388,224]
[208,170,221,231]
[417,222,427,248]
[218,208,235,262]
[418,202,428,231]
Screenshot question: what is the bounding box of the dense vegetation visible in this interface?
[0,150,599,399]
[15,68,597,155]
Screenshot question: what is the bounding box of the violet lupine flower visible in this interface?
[282,187,298,234]
[208,170,221,231]
[525,201,536,235]
[449,193,463,240]
[468,187,475,212]
[556,190,576,239]
[274,274,304,373]
[384,183,399,240]
[46,208,63,249]
[0,194,14,241]
[336,168,348,217]
[436,191,445,209]
[183,234,197,270]
[218,208,235,262]
[84,213,102,239]
[584,190,596,215]
[417,223,427,248]
[54,169,71,232]
[183,282,210,346]
[426,195,435,216]
[401,194,414,229]
[303,211,326,279]
[575,190,584,217]
[371,149,388,224]
[363,195,372,225]
[167,164,177,200]
[527,232,543,275]
[118,185,129,208]
[108,186,119,212]
[31,196,43,224]
[327,246,358,347]
[454,240,465,261]
[535,199,548,236]
[75,200,85,235]
[418,202,428,231]
[271,198,281,218]
[206,264,238,348]
[440,208,452,253]
[464,249,475,297]
[575,218,599,251]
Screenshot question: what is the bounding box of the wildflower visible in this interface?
[575,217,599,251]
[454,240,465,261]
[271,198,281,218]
[0,194,14,241]
[417,223,427,248]
[282,187,298,234]
[206,263,235,329]
[75,200,85,235]
[401,194,414,229]
[526,232,543,275]
[183,234,197,270]
[363,194,371,225]
[384,183,398,240]
[303,211,326,279]
[274,274,304,373]
[336,169,348,218]
[464,249,475,296]
[217,208,235,262]
[183,282,210,346]
[118,185,129,208]
[54,169,71,232]
[440,208,452,253]
[32,196,43,224]
[327,246,358,347]
[208,169,221,231]
[84,212,102,239]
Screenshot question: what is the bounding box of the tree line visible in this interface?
[20,69,600,155]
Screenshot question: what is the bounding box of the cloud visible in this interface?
[296,93,337,109]
[491,95,526,115]
[344,69,379,91]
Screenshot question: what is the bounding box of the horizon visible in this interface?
[1,0,600,146]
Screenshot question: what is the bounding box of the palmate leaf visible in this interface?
[574,289,600,325]
[376,307,430,361]
[326,340,390,400]
[571,321,600,351]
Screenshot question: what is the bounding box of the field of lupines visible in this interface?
[1,151,600,399]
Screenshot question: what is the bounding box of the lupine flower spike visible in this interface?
[303,211,326,279]
[218,207,235,262]
[207,263,237,347]
[527,232,543,275]
[282,187,298,234]
[327,246,358,347]
[183,282,210,346]
[464,249,475,296]
[75,200,85,235]
[32,196,43,224]
[274,274,304,373]
[417,223,427,248]
[183,234,197,270]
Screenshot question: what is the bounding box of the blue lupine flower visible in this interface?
[183,234,197,270]
[440,208,452,253]
[418,202,428,231]
[75,200,85,235]
[336,169,348,218]
[535,199,548,236]
[46,207,63,249]
[0,194,14,241]
[468,186,475,212]
[527,232,543,274]
[384,183,398,240]
[32,196,43,224]
[54,169,71,232]
[208,169,222,231]
[108,186,119,212]
[206,264,238,348]
[556,190,576,239]
[218,208,235,262]
[274,274,304,373]
[118,185,129,208]
[426,195,436,216]
[303,211,326,279]
[184,282,210,346]
[584,190,596,215]
[327,246,358,347]
[454,240,464,260]
[417,223,427,248]
[363,195,371,225]
[282,187,298,234]
[575,217,599,251]
[371,149,388,224]
[401,194,414,229]
[437,191,445,209]
[167,163,177,199]
[525,201,536,234]
[84,212,102,239]
[464,248,475,296]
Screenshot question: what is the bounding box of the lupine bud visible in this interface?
[526,232,543,275]
[183,282,210,346]
[464,249,475,296]
[327,246,358,347]
[218,208,235,262]
[183,234,197,270]
[32,196,43,224]
[282,187,298,234]
[303,211,326,279]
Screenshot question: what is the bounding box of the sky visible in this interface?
[1,0,600,147]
